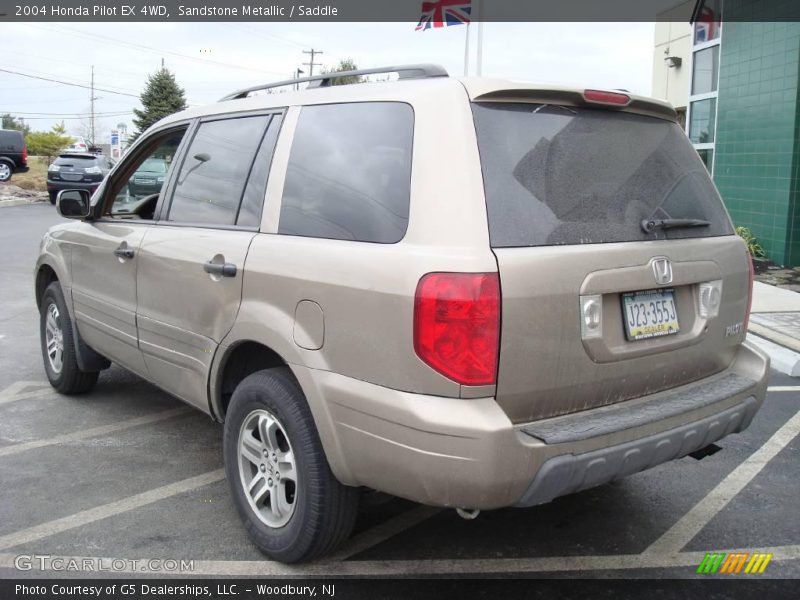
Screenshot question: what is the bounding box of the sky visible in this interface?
[0,22,656,140]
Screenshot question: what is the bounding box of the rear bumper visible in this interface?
[16,165,30,174]
[299,342,769,510]
[47,180,101,193]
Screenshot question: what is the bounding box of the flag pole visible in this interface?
[463,22,470,76]
[476,0,483,75]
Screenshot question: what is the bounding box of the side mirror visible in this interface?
[56,190,92,219]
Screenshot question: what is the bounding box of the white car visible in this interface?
[61,136,89,154]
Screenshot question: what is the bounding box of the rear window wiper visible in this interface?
[641,218,711,233]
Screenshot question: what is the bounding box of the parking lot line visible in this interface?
[0,388,52,406]
[767,386,800,392]
[644,409,800,556]
[0,381,51,406]
[1,544,798,576]
[0,406,192,457]
[0,469,225,552]
[329,505,443,561]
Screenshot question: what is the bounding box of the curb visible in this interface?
[746,333,800,377]
[748,321,800,353]
[0,199,46,208]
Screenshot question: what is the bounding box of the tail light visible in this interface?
[583,89,631,106]
[744,254,755,332]
[414,272,500,386]
[22,145,28,165]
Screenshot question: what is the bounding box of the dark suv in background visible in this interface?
[0,129,29,182]
[46,153,114,204]
[127,157,169,198]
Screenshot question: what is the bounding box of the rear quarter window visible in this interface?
[279,102,414,244]
[472,102,734,248]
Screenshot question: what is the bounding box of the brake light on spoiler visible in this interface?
[583,89,631,106]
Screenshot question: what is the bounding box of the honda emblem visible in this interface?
[651,257,673,285]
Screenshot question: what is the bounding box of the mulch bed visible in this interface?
[754,259,800,292]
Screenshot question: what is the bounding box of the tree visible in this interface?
[76,115,108,148]
[321,59,364,86]
[26,122,73,163]
[131,67,187,142]
[1,114,31,136]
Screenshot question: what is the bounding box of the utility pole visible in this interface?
[294,68,305,91]
[302,48,323,77]
[90,65,96,147]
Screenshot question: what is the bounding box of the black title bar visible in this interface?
[0,0,797,23]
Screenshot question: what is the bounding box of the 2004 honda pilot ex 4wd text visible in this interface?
[34,65,770,563]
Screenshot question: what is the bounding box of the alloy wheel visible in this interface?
[44,303,64,374]
[237,408,298,528]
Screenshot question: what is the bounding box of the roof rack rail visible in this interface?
[219,64,449,101]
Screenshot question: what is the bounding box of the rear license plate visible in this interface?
[622,289,679,341]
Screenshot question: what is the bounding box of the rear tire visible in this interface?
[0,161,12,183]
[39,282,99,394]
[223,368,358,563]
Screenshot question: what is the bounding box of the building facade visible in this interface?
[652,2,694,128]
[655,0,800,265]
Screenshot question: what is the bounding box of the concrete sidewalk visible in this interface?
[748,281,800,376]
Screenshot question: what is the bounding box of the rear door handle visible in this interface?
[113,246,134,259]
[204,261,237,278]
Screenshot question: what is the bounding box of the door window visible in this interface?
[167,115,270,226]
[106,130,186,220]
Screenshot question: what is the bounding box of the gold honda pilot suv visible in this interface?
[34,64,770,563]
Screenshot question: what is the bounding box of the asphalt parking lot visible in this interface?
[0,203,798,580]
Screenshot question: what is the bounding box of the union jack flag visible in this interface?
[415,0,471,31]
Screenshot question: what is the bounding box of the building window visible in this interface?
[697,148,714,173]
[689,98,717,143]
[687,0,722,175]
[692,45,719,95]
[694,0,721,44]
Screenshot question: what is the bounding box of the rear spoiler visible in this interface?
[464,80,678,123]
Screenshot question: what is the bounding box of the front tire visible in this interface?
[49,191,57,205]
[39,282,99,394]
[223,368,358,563]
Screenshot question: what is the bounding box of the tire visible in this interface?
[49,191,57,205]
[0,161,12,183]
[223,368,359,563]
[40,282,99,394]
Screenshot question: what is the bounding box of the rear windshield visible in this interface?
[54,156,100,166]
[139,158,167,173]
[472,102,734,248]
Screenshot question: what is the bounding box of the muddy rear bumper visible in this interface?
[298,341,769,510]
[515,393,759,506]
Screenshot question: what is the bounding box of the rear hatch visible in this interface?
[471,92,751,424]
[50,154,103,182]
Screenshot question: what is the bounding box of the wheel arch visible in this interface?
[35,263,59,310]
[210,337,356,486]
[211,340,288,421]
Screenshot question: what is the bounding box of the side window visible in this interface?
[167,115,269,226]
[106,130,186,220]
[237,114,283,228]
[279,102,414,243]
